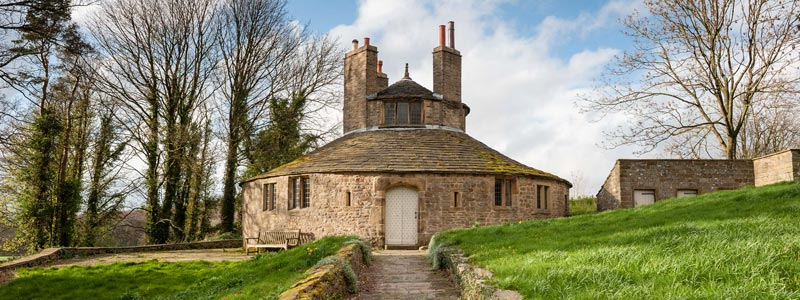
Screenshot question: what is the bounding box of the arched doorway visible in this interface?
[385,186,419,246]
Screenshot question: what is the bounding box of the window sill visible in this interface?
[378,125,426,128]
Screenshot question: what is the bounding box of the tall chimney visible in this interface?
[343,37,380,133]
[439,25,446,48]
[448,21,455,48]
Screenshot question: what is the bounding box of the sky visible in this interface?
[285,0,648,196]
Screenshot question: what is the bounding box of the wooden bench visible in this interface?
[245,230,301,255]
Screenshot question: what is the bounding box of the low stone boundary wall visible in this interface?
[435,247,522,300]
[0,239,240,284]
[279,241,369,300]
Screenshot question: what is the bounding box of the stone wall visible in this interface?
[596,161,621,211]
[279,242,368,300]
[242,172,569,247]
[754,149,800,186]
[600,160,754,209]
[433,46,462,103]
[434,246,521,300]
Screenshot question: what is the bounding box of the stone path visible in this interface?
[349,250,460,300]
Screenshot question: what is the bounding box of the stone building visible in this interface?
[241,22,571,248]
[597,149,800,211]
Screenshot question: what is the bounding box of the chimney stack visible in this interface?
[433,22,462,103]
[343,36,381,133]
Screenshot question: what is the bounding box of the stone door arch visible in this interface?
[385,186,419,246]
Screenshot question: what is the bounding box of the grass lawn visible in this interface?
[0,236,354,300]
[433,182,800,299]
[569,197,597,216]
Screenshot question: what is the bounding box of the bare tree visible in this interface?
[584,0,800,159]
[215,0,302,233]
[91,0,217,243]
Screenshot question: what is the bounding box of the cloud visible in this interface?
[327,0,643,196]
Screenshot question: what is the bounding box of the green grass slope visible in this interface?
[0,236,353,300]
[434,182,800,299]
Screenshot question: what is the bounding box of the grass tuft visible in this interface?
[435,182,800,299]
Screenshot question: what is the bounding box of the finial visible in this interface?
[403,63,411,79]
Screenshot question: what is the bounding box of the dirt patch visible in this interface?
[47,248,249,268]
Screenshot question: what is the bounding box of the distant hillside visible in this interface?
[433,182,800,299]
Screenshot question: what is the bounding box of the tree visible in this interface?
[91,0,217,244]
[215,0,302,234]
[584,0,800,159]
[245,35,342,177]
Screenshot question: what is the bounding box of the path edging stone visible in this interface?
[435,247,523,300]
[279,241,369,300]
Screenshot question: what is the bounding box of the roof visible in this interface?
[244,128,571,186]
[372,79,437,100]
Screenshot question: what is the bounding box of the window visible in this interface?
[537,185,549,209]
[263,183,276,211]
[383,101,423,125]
[290,177,309,210]
[302,178,310,208]
[677,189,698,198]
[345,192,351,206]
[494,179,503,206]
[268,184,270,211]
[494,178,514,207]
[453,192,460,208]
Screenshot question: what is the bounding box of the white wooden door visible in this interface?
[385,187,419,246]
[677,190,698,198]
[634,190,656,207]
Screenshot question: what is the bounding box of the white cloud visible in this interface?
[327,0,644,197]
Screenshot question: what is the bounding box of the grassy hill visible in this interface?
[433,182,800,299]
[0,236,354,300]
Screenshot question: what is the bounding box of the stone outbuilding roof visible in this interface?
[244,128,571,186]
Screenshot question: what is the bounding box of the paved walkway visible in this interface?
[350,250,460,300]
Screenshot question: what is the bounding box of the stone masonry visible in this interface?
[243,173,569,247]
[753,149,800,187]
[597,159,754,211]
[598,150,800,211]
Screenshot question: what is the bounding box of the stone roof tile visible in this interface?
[244,129,571,186]
[373,79,436,99]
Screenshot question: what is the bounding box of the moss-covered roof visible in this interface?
[244,128,570,186]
